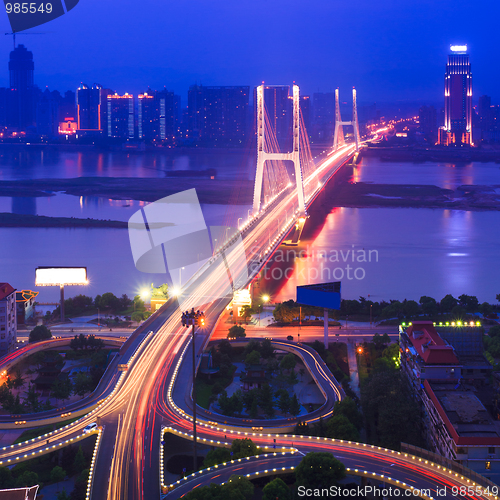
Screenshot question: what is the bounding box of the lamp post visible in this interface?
[181,308,206,473]
[261,294,270,327]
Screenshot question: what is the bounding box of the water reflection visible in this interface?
[11,197,36,215]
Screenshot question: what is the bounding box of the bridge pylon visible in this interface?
[333,87,360,152]
[252,84,306,217]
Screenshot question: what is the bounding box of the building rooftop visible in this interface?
[0,283,15,301]
[406,322,459,365]
[425,380,500,445]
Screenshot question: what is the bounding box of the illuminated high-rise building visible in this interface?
[138,89,178,141]
[188,85,249,144]
[107,93,134,138]
[438,45,473,146]
[77,84,101,131]
[9,44,36,130]
[253,85,290,149]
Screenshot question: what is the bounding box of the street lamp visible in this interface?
[260,294,270,326]
[181,308,206,473]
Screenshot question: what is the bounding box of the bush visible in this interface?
[29,325,52,343]
[228,325,246,339]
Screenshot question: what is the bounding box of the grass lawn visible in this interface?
[14,416,81,444]
[195,381,213,410]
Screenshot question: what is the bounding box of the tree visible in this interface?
[489,325,500,338]
[0,467,14,489]
[73,372,93,398]
[280,353,296,373]
[15,470,39,488]
[402,299,420,318]
[119,294,132,311]
[204,447,231,467]
[50,466,66,491]
[258,384,274,418]
[244,350,260,366]
[86,335,105,351]
[97,292,121,312]
[218,340,233,357]
[326,414,360,441]
[151,283,169,299]
[361,368,422,449]
[440,294,458,313]
[133,295,146,312]
[229,391,243,415]
[479,302,493,316]
[228,325,246,339]
[57,490,70,500]
[73,446,86,473]
[262,477,291,500]
[333,397,363,430]
[24,383,40,413]
[419,296,438,316]
[287,335,293,341]
[295,452,346,489]
[230,438,258,459]
[289,393,301,416]
[31,351,46,369]
[12,367,24,389]
[277,390,291,414]
[260,338,274,358]
[217,391,233,416]
[51,378,73,403]
[29,325,52,343]
[458,294,479,312]
[131,312,144,323]
[225,475,254,500]
[273,302,295,323]
[240,305,254,324]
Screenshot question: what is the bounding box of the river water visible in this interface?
[0,149,499,304]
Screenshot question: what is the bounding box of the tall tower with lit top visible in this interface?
[438,45,473,146]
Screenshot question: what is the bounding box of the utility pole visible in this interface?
[181,308,206,472]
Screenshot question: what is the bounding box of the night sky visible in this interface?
[1,0,499,105]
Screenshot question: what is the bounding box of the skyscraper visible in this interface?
[438,45,473,146]
[188,85,249,145]
[138,89,178,141]
[107,93,134,138]
[9,44,36,130]
[313,92,335,141]
[253,85,291,149]
[77,84,102,131]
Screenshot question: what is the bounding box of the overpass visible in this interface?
[0,85,494,500]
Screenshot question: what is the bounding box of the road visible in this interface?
[1,143,493,500]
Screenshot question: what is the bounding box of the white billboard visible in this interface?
[35,267,88,286]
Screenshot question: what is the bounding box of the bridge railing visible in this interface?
[401,443,498,488]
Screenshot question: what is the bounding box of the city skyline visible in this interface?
[0,0,499,103]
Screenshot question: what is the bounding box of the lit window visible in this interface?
[486,461,491,470]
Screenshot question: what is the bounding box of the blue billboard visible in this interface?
[296,282,341,310]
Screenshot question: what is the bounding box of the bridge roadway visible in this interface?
[0,144,356,496]
[0,144,493,500]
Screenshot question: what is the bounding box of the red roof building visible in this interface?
[406,322,459,365]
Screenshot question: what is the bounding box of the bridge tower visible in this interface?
[333,87,360,152]
[252,84,306,216]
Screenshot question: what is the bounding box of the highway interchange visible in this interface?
[0,144,496,500]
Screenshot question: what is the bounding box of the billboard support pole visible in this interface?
[324,308,328,349]
[60,284,65,322]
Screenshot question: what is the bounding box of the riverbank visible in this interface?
[328,182,500,211]
[362,146,500,163]
[0,212,128,228]
[0,177,253,204]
